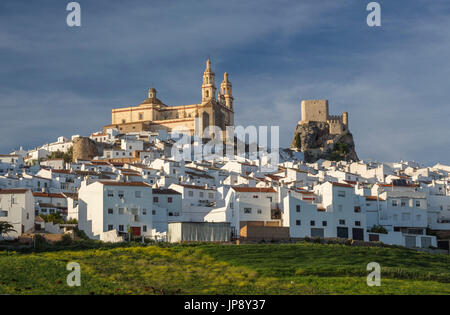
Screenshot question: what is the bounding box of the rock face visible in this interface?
[72,137,98,161]
[290,121,358,163]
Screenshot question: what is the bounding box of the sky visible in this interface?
[0,0,449,165]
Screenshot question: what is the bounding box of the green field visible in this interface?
[0,242,449,294]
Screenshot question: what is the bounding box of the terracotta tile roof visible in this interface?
[33,192,66,198]
[232,186,276,193]
[91,161,110,165]
[330,182,354,188]
[265,174,282,181]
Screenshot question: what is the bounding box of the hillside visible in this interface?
[0,243,449,295]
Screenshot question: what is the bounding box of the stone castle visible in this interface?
[299,100,348,135]
[291,99,358,162]
[104,59,234,137]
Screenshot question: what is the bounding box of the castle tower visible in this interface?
[202,59,216,102]
[220,72,233,110]
[343,111,348,131]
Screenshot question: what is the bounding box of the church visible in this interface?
[103,60,234,137]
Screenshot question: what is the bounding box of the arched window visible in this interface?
[206,90,209,98]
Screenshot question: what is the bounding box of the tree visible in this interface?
[0,221,16,239]
[47,147,73,164]
[40,213,65,224]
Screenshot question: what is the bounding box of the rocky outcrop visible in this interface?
[72,137,98,161]
[290,121,358,163]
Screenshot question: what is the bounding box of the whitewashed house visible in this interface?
[77,181,153,240]
[0,188,35,239]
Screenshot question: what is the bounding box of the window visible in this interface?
[392,200,398,207]
[416,214,421,221]
[119,225,124,232]
[135,191,141,198]
[322,221,327,227]
[244,208,252,214]
[447,205,450,211]
[108,225,114,231]
[338,191,346,197]
[257,209,262,214]
[199,192,204,198]
[415,200,421,207]
[152,210,156,215]
[208,193,214,199]
[296,205,301,213]
[354,206,361,213]
[142,209,147,215]
[119,208,124,215]
[401,199,407,207]
[26,213,29,220]
[108,208,113,214]
[310,220,315,226]
[153,196,158,203]
[355,221,361,226]
[296,220,301,226]
[338,205,343,212]
[118,191,124,198]
[107,190,114,197]
[188,191,194,197]
[143,225,147,232]
[339,219,346,225]
[139,113,143,120]
[168,197,173,203]
[253,195,259,199]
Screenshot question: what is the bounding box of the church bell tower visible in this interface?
[201,59,216,103]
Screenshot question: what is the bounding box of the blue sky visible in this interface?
[0,0,449,164]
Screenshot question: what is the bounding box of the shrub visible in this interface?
[369,225,388,234]
[58,234,73,246]
[33,234,49,250]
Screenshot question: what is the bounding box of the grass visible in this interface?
[0,242,449,295]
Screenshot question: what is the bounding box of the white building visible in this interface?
[77,181,153,240]
[0,188,35,239]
